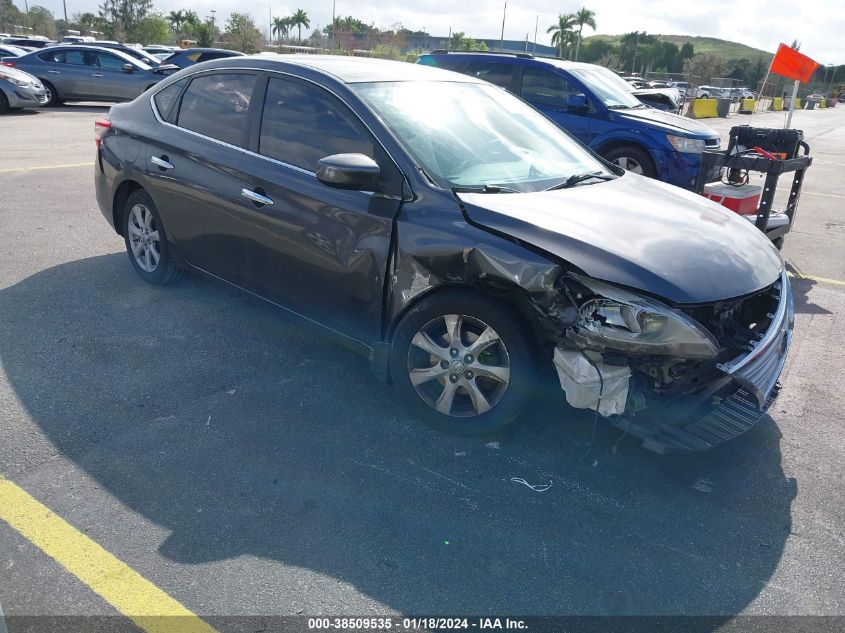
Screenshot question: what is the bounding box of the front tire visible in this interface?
[601,144,656,178]
[40,80,63,107]
[389,290,536,437]
[123,189,183,285]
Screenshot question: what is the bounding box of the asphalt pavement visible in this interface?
[0,103,843,630]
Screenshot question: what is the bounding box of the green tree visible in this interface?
[167,9,186,34]
[271,15,290,48]
[290,8,309,43]
[449,31,487,51]
[221,12,263,53]
[26,5,56,39]
[572,6,596,62]
[0,0,23,32]
[99,0,153,41]
[683,52,724,85]
[547,13,577,58]
[193,19,216,47]
[129,13,169,43]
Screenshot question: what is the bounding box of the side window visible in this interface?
[521,67,579,108]
[64,50,90,66]
[153,78,187,121]
[176,73,257,147]
[96,52,128,70]
[463,62,514,91]
[259,77,375,172]
[38,50,64,63]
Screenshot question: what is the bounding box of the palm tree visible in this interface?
[572,6,596,61]
[272,16,290,49]
[183,10,200,28]
[291,8,309,43]
[167,10,186,34]
[547,13,577,59]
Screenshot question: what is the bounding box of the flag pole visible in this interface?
[785,79,800,129]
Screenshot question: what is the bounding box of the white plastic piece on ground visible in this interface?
[553,347,631,417]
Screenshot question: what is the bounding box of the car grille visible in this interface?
[716,269,793,408]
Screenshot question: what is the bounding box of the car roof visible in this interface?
[172,48,243,55]
[32,45,145,63]
[205,54,485,84]
[422,50,601,72]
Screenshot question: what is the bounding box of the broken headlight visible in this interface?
[569,275,719,359]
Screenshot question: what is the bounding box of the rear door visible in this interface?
[89,51,143,101]
[144,71,259,280]
[35,48,91,98]
[519,66,591,142]
[233,74,404,342]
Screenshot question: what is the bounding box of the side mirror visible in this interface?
[153,64,179,74]
[316,153,380,191]
[121,63,134,72]
[566,93,588,110]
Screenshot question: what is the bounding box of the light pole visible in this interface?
[330,0,336,50]
[61,0,68,36]
[499,0,507,51]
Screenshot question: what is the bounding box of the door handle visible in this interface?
[241,188,274,206]
[90,73,103,77]
[151,156,174,170]
[47,70,61,74]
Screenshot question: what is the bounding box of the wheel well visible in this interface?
[596,139,651,160]
[112,180,143,236]
[386,281,551,352]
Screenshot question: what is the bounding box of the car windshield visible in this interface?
[568,66,643,109]
[353,81,612,192]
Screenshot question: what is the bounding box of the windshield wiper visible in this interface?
[544,171,615,191]
[451,184,520,194]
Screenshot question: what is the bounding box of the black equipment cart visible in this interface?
[694,125,813,248]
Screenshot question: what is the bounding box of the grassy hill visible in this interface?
[586,34,773,64]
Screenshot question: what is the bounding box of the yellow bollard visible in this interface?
[771,97,784,111]
[820,99,827,108]
[688,98,719,119]
[795,98,802,109]
[740,98,757,111]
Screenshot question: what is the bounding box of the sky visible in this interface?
[19,0,845,64]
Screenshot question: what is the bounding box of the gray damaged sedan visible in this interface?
[94,56,793,453]
[0,65,46,112]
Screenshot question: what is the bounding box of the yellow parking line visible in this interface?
[0,476,218,633]
[788,271,845,287]
[0,162,93,174]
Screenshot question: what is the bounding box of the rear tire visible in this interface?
[123,189,184,285]
[41,80,63,107]
[389,290,537,437]
[0,92,9,114]
[602,144,656,178]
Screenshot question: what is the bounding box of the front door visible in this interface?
[519,66,592,142]
[89,51,142,101]
[233,75,403,342]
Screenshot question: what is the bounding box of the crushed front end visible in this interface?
[549,270,794,452]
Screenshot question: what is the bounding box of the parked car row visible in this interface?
[94,54,791,452]
[0,45,243,106]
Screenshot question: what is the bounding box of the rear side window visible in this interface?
[176,73,257,147]
[463,62,514,92]
[197,52,230,62]
[38,50,64,63]
[258,77,374,172]
[153,78,187,121]
[521,67,579,108]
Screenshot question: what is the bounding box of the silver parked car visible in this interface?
[0,65,47,113]
[1,45,170,106]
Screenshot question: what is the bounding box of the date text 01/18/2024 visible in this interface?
[307,617,528,630]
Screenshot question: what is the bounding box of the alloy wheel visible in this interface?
[406,314,511,418]
[612,156,644,174]
[127,203,161,273]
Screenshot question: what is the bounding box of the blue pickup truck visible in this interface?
[417,51,721,190]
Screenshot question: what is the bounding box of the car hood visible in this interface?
[611,106,718,139]
[458,173,783,304]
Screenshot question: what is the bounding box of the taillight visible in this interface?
[0,60,16,67]
[94,117,111,148]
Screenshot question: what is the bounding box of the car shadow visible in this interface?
[785,262,832,315]
[0,254,796,618]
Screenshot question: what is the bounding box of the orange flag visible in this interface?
[770,43,820,83]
